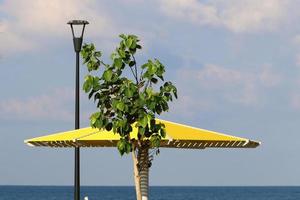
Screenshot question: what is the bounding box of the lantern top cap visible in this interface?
[67,20,89,25]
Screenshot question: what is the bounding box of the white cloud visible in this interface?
[259,65,281,87]
[293,34,300,45]
[159,0,290,33]
[189,64,280,89]
[291,35,300,68]
[170,94,213,118]
[176,64,281,110]
[195,64,244,88]
[290,93,300,110]
[159,0,219,26]
[0,0,115,54]
[191,64,260,105]
[0,21,35,53]
[0,88,74,121]
[294,53,300,68]
[289,77,300,110]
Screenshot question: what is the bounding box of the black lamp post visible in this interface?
[67,19,89,200]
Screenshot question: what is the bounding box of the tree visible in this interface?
[81,34,177,200]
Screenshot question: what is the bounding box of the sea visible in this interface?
[0,186,299,200]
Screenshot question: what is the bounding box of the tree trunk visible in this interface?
[132,151,142,200]
[139,146,149,200]
[132,145,150,200]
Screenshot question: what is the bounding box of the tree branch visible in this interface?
[129,66,138,84]
[143,79,150,92]
[95,57,109,68]
[132,54,139,84]
[139,68,144,82]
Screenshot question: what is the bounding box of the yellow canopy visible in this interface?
[24,119,260,149]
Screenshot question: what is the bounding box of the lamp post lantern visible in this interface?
[67,19,89,200]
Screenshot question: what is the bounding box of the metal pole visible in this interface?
[68,20,87,200]
[75,50,80,200]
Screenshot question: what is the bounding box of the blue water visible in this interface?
[0,186,299,200]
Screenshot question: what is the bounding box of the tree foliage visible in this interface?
[81,34,177,155]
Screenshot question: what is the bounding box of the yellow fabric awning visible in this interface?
[24,119,260,149]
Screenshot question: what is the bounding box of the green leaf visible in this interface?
[118,49,126,58]
[90,112,101,127]
[156,149,160,155]
[114,58,123,69]
[103,69,113,81]
[125,143,132,153]
[139,115,148,128]
[138,127,145,135]
[117,139,126,156]
[130,40,137,49]
[105,122,113,131]
[88,90,95,99]
[129,61,135,67]
[158,75,164,81]
[116,101,125,111]
[148,63,157,75]
[150,134,161,147]
[141,63,148,69]
[146,88,153,97]
[83,81,91,93]
[125,87,134,98]
[161,101,169,111]
[126,38,133,48]
[155,104,162,114]
[151,77,158,84]
[160,128,166,138]
[173,90,178,99]
[119,34,127,40]
[94,51,102,57]
[83,75,93,93]
[90,116,97,125]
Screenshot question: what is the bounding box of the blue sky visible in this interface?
[0,0,300,186]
